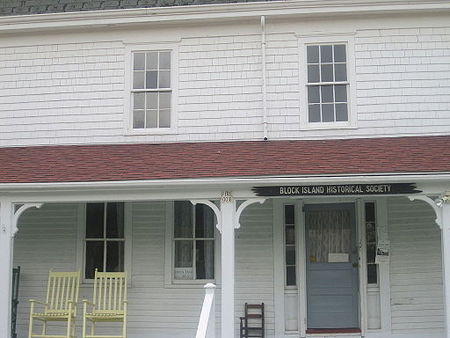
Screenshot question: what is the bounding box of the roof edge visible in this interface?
[1,0,449,34]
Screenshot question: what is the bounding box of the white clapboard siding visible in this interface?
[0,17,449,147]
[388,197,444,335]
[12,200,275,338]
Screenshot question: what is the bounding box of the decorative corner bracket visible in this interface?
[190,200,222,233]
[235,198,266,229]
[408,195,442,229]
[12,203,43,236]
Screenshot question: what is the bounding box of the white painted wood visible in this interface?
[0,200,13,338]
[0,15,449,146]
[298,201,307,337]
[376,198,392,333]
[440,203,450,338]
[357,199,368,336]
[388,197,445,336]
[220,198,235,338]
[195,283,216,338]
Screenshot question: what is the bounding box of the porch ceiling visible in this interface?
[1,135,450,184]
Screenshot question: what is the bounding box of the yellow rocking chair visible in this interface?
[82,269,128,338]
[28,271,80,338]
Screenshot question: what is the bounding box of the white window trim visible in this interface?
[164,201,221,288]
[123,42,179,136]
[298,33,357,130]
[76,202,132,284]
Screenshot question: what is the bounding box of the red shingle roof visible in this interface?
[0,136,449,184]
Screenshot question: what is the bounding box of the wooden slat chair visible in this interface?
[28,271,80,338]
[240,303,265,338]
[11,266,21,338]
[82,269,128,338]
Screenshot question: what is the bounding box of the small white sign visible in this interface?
[174,267,193,280]
[328,253,349,263]
[375,240,390,264]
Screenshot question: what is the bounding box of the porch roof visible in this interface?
[1,135,450,184]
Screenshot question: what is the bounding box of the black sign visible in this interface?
[252,183,421,197]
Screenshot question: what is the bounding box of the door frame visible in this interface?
[273,197,368,338]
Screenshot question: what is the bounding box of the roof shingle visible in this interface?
[0,136,449,184]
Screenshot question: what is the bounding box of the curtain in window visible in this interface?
[306,208,352,263]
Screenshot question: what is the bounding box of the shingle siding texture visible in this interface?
[0,0,277,16]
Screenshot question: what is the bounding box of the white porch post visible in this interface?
[0,200,13,338]
[441,202,450,338]
[220,195,235,338]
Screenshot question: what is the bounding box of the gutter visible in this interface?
[0,0,449,33]
[0,172,449,193]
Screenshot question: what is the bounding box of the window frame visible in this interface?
[298,34,357,130]
[124,43,178,136]
[76,202,132,284]
[164,201,220,287]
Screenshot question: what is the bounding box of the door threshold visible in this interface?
[306,328,361,335]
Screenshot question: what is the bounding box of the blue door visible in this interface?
[305,203,359,329]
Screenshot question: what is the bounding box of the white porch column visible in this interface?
[0,200,13,338]
[441,202,450,338]
[192,193,265,338]
[220,194,235,338]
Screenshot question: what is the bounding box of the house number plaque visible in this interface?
[252,183,421,197]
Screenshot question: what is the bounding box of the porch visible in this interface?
[3,191,450,338]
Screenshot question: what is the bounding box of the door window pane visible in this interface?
[106,202,124,238]
[196,240,214,279]
[86,203,104,238]
[106,241,124,272]
[85,241,104,279]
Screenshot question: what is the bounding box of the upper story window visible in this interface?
[132,51,171,129]
[306,44,348,123]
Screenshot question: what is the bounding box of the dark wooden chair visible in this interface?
[11,266,20,338]
[239,303,264,338]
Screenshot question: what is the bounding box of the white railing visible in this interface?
[195,283,216,338]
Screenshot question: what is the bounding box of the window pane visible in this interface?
[307,65,320,83]
[320,45,333,62]
[159,109,171,128]
[146,71,158,89]
[321,64,333,82]
[286,266,296,286]
[133,93,145,109]
[159,92,171,109]
[133,71,145,89]
[174,201,193,238]
[159,71,170,88]
[285,205,295,225]
[195,204,215,238]
[322,104,334,122]
[285,226,295,245]
[335,64,347,82]
[159,51,171,69]
[146,92,158,109]
[106,241,124,272]
[367,243,376,263]
[146,52,158,70]
[308,86,320,104]
[133,110,145,128]
[365,203,376,222]
[196,240,214,279]
[335,85,347,102]
[368,264,378,284]
[307,45,319,63]
[174,240,193,268]
[133,53,145,70]
[336,103,348,121]
[86,203,104,238]
[308,104,320,122]
[321,86,333,103]
[334,44,346,62]
[286,246,296,265]
[106,202,124,238]
[146,110,158,128]
[85,241,104,279]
